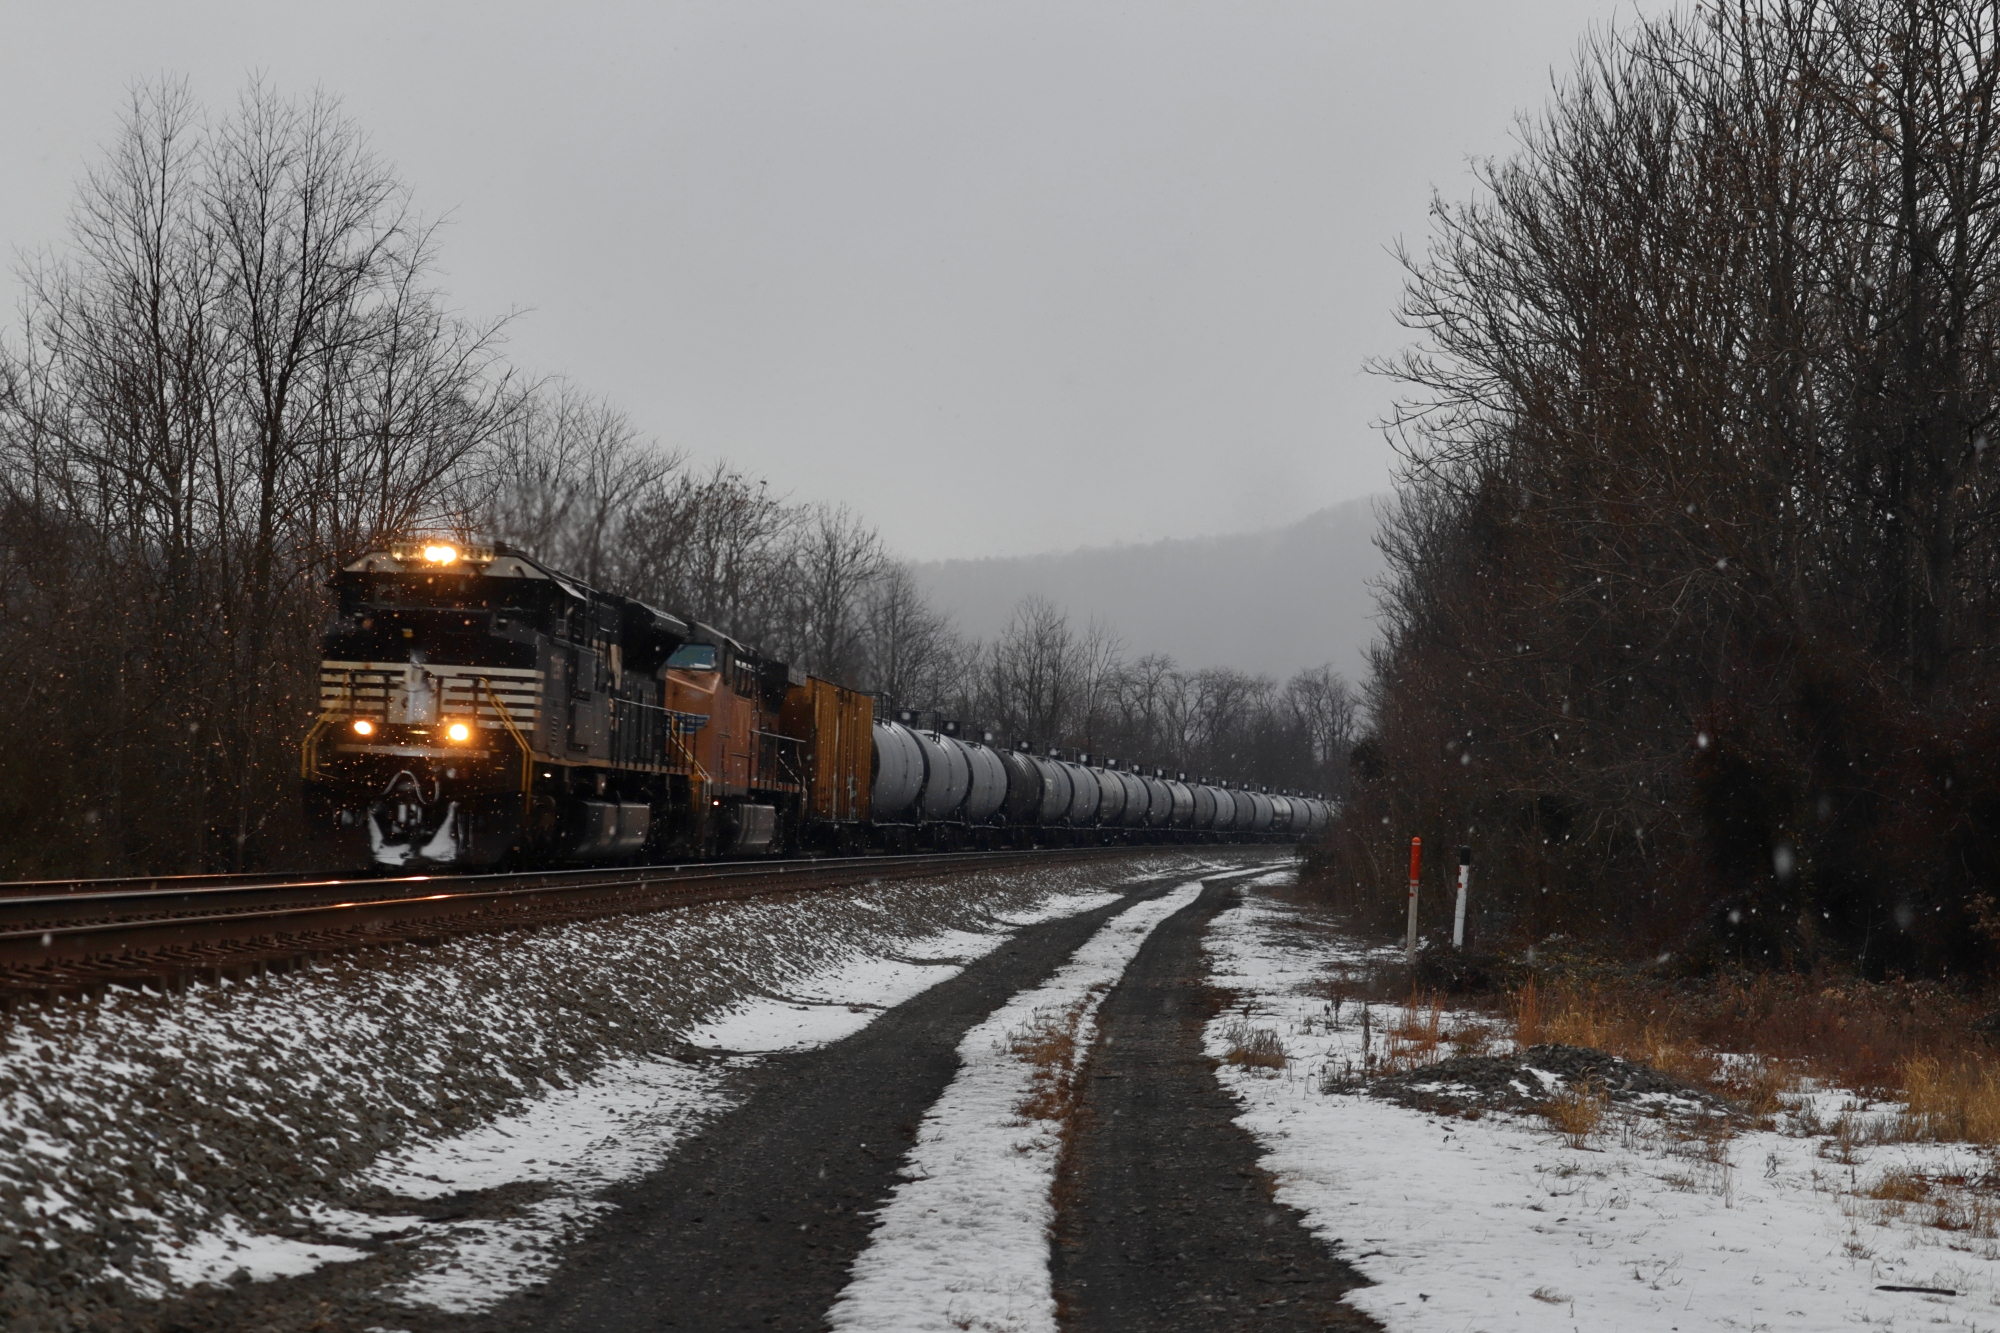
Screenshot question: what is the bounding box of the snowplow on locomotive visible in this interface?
[300,539,1327,869]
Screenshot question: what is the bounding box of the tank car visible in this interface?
[1062,762,1099,834]
[1090,761,1127,829]
[1206,785,1235,834]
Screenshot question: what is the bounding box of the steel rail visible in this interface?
[0,852,872,900]
[0,846,1208,1000]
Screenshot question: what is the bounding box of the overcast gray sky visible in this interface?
[1,1,1651,560]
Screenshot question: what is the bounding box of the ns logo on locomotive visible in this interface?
[301,539,1330,868]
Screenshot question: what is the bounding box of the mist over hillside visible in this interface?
[913,497,1384,683]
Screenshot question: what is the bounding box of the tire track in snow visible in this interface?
[825,880,1209,1333]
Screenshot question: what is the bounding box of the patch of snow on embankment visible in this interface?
[1205,875,2000,1332]
[688,894,1126,1055]
[160,1216,369,1288]
[0,851,1250,1324]
[364,875,1180,1315]
[827,880,1209,1333]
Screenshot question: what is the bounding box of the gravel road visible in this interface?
[40,854,1349,1332]
[1052,881,1378,1331]
[471,870,1196,1332]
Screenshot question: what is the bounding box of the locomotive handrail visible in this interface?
[753,729,807,791]
[661,710,709,783]
[300,712,343,780]
[479,677,536,824]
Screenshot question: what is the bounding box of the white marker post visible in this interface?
[1405,836,1422,965]
[1453,844,1472,949]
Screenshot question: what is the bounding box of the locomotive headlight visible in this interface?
[446,721,472,743]
[352,719,375,736]
[422,543,458,565]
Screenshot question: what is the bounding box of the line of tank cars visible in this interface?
[869,715,1328,848]
[301,537,1329,868]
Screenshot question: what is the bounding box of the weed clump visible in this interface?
[1222,1021,1288,1070]
[1899,1055,2000,1143]
[1543,1078,1608,1148]
[1009,1001,1088,1123]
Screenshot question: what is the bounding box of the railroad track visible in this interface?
[0,846,1205,1001]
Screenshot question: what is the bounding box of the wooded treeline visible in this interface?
[489,401,1360,796]
[864,591,1358,796]
[1326,0,2000,976]
[0,80,1348,877]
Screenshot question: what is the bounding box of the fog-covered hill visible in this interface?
[913,496,1383,683]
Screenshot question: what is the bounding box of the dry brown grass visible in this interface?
[1899,1055,2000,1144]
[1716,1059,1792,1117]
[1850,1167,2000,1236]
[1223,1021,1288,1070]
[1490,960,2000,1147]
[1446,1018,1497,1057]
[1380,993,1446,1073]
[1866,1167,1931,1203]
[1504,978,1834,1129]
[1010,1001,1087,1123]
[1512,976,1543,1047]
[1518,982,1724,1086]
[1542,1078,1609,1148]
[1502,962,1987,1103]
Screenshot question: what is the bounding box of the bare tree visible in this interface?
[985,595,1077,746]
[1330,0,2000,972]
[787,503,886,682]
[0,78,522,872]
[488,385,678,587]
[859,562,962,707]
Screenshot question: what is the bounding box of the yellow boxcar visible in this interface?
[781,677,874,823]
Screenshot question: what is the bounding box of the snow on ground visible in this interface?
[1206,873,2000,1331]
[346,1056,739,1311]
[686,891,1125,1054]
[359,876,1194,1315]
[827,879,1211,1333]
[0,849,1253,1323]
[160,1216,369,1288]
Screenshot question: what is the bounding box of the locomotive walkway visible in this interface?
[1051,879,1374,1330]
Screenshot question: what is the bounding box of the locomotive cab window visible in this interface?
[665,643,717,671]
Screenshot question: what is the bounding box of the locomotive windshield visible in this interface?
[665,643,717,671]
